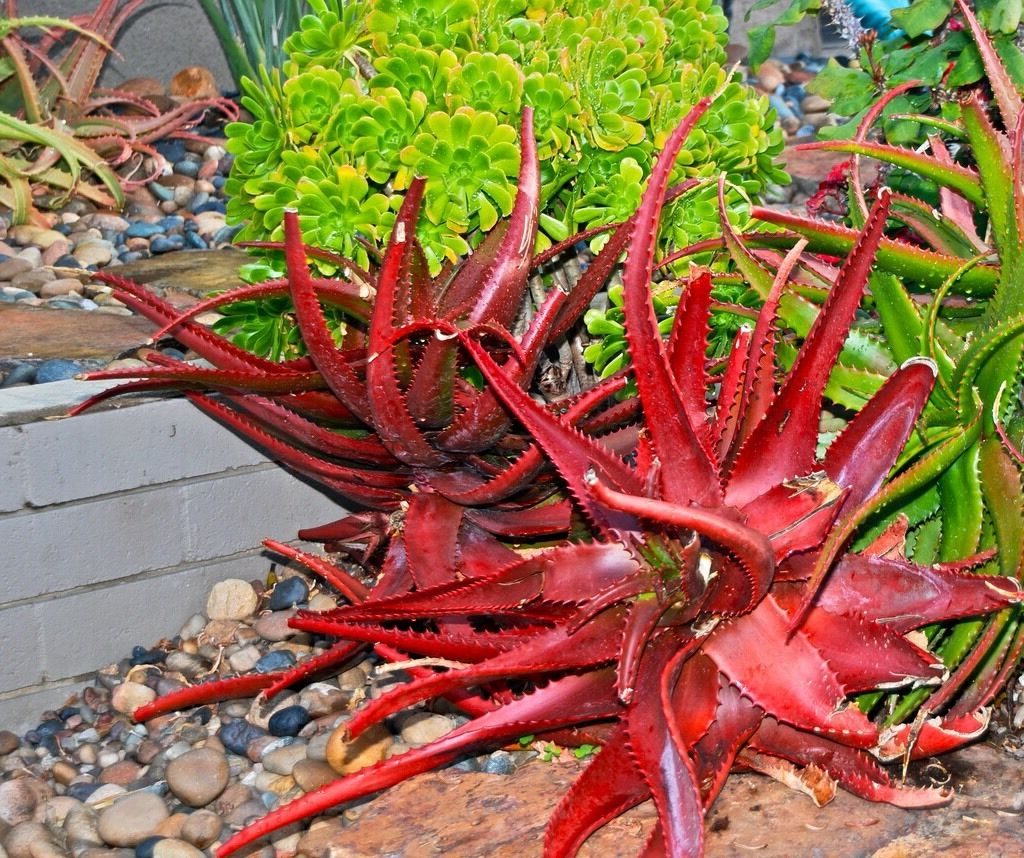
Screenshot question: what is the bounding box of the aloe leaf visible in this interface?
[0,155,32,222]
[959,97,1016,253]
[979,436,1024,580]
[620,97,719,506]
[937,445,983,561]
[869,272,925,366]
[953,313,1024,416]
[799,391,984,629]
[796,141,983,206]
[750,208,1000,296]
[955,0,1023,130]
[0,109,124,210]
[889,192,986,258]
[722,206,894,380]
[728,193,892,508]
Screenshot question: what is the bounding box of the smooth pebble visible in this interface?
[267,577,309,611]
[267,705,311,738]
[261,742,308,776]
[205,579,258,621]
[110,682,156,716]
[325,721,392,775]
[97,792,169,847]
[165,748,229,807]
[178,808,222,848]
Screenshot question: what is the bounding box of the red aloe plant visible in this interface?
[194,114,1023,856]
[74,108,637,525]
[74,105,681,714]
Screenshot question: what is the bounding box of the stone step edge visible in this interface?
[0,377,155,428]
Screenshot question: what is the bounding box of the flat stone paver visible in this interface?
[313,743,1022,857]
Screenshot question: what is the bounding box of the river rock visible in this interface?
[756,59,785,93]
[39,278,84,298]
[268,576,309,610]
[63,801,104,850]
[152,839,204,858]
[165,748,230,807]
[262,741,308,776]
[11,268,55,292]
[801,93,831,114]
[218,720,267,757]
[397,712,458,748]
[325,721,392,775]
[268,705,311,738]
[206,579,259,620]
[4,821,54,858]
[96,792,169,846]
[253,610,297,642]
[298,683,348,718]
[292,758,337,793]
[98,759,143,786]
[110,681,156,716]
[0,257,34,279]
[0,777,40,825]
[41,238,71,266]
[8,224,65,248]
[170,66,219,101]
[73,239,114,267]
[0,730,20,755]
[179,808,222,848]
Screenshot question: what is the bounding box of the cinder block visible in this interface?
[22,398,269,508]
[0,424,28,513]
[35,551,279,682]
[0,602,44,690]
[181,467,344,561]
[1,488,187,603]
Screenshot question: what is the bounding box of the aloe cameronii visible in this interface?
[190,118,1022,854]
[73,104,675,712]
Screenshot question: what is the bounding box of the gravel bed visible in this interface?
[0,134,239,388]
[0,568,537,857]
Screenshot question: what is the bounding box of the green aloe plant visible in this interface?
[733,0,1024,727]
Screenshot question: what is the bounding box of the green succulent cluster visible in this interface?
[225,0,786,280]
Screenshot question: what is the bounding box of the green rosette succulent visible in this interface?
[369,44,459,106]
[400,108,520,254]
[447,52,524,117]
[286,0,372,74]
[366,0,479,53]
[222,0,785,359]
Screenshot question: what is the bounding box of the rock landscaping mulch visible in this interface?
[1,563,1023,857]
[0,565,542,857]
[0,132,240,388]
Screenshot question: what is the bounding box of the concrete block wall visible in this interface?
[0,379,346,732]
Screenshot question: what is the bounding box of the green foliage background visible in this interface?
[224,0,786,282]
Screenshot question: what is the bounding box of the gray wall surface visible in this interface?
[0,379,346,732]
[19,0,234,90]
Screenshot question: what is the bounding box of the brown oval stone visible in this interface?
[170,66,219,101]
[325,721,392,775]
